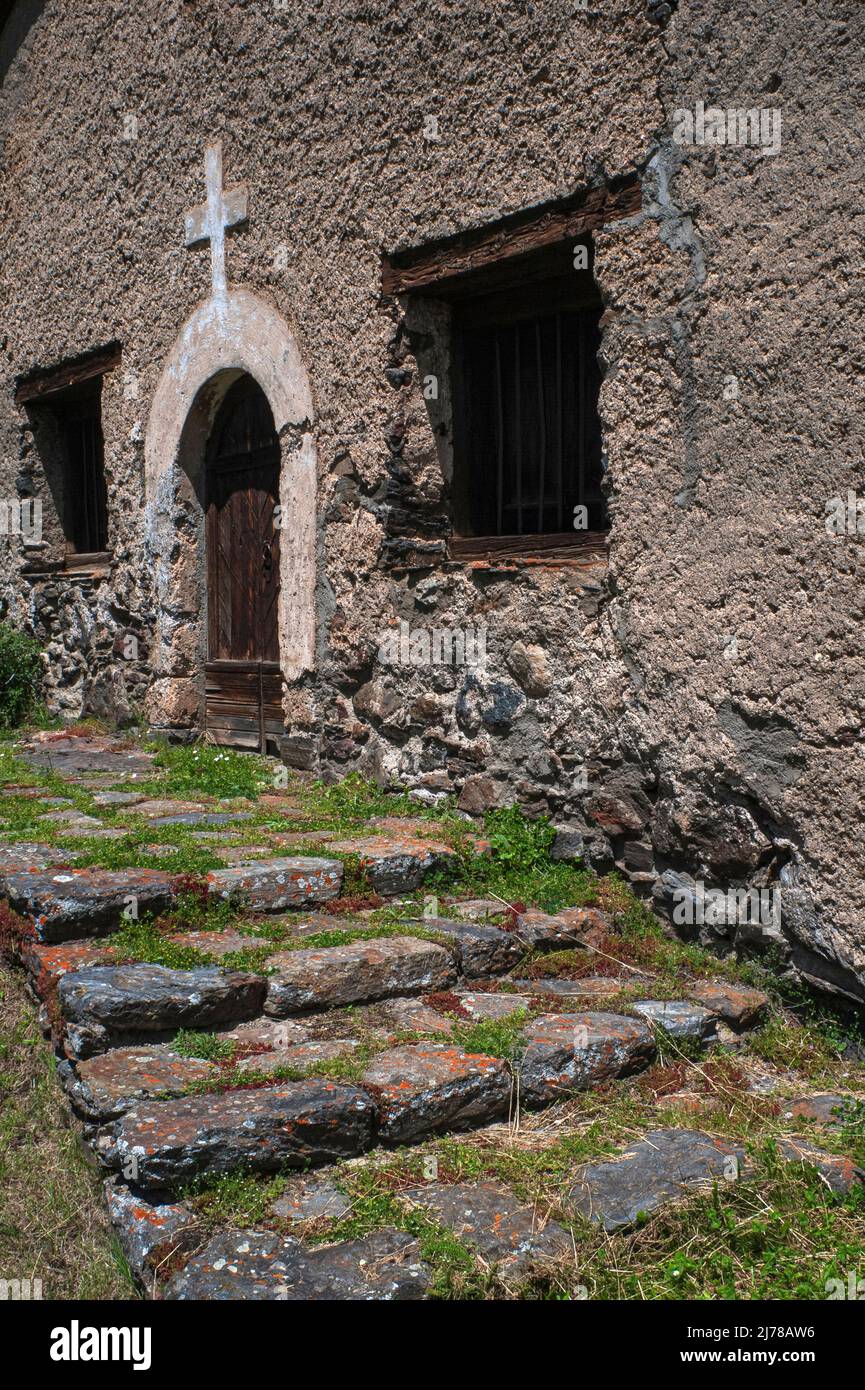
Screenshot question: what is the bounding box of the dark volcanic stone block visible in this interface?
[59,1045,217,1121]
[361,1043,511,1143]
[1,868,176,943]
[104,1179,201,1287]
[98,1081,376,1188]
[687,979,770,1030]
[566,1128,748,1231]
[412,918,524,977]
[166,1228,430,1300]
[513,907,613,950]
[206,857,343,911]
[403,1180,571,1278]
[58,964,266,1058]
[264,935,455,1016]
[517,1011,655,1107]
[327,833,459,894]
[631,999,717,1041]
[777,1137,865,1194]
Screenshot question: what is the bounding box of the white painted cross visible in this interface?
[184,141,248,301]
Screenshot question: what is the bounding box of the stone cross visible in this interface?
[184,141,248,300]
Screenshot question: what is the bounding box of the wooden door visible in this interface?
[205,377,283,750]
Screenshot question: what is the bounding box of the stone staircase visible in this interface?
[2,730,863,1300]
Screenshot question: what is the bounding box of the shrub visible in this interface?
[0,623,42,728]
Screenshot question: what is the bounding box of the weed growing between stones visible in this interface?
[146,741,271,799]
[172,1030,237,1063]
[450,1012,529,1060]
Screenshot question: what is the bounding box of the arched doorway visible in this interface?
[204,374,283,749]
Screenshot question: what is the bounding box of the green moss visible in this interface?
[172,1029,236,1062]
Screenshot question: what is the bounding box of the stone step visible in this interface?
[97,1080,376,1189]
[405,917,524,977]
[58,1045,218,1123]
[400,1180,571,1281]
[631,999,718,1040]
[57,963,266,1058]
[0,843,79,873]
[566,1129,748,1232]
[326,831,468,895]
[105,1180,202,1290]
[2,867,176,943]
[165,1227,430,1300]
[206,857,344,911]
[513,907,614,950]
[564,1127,865,1231]
[687,979,770,1030]
[264,935,455,1016]
[517,1011,656,1107]
[360,1043,512,1143]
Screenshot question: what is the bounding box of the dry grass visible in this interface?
[0,960,135,1300]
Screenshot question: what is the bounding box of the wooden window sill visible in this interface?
[449,531,608,566]
[22,554,112,578]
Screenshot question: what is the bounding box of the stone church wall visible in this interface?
[1,0,864,1003]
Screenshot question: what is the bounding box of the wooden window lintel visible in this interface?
[381,176,640,296]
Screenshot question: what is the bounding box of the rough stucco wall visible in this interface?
[1,0,864,1003]
[606,0,865,1002]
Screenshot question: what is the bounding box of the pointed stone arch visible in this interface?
[143,288,316,732]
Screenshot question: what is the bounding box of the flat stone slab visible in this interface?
[403,1180,570,1278]
[1,867,176,943]
[151,812,253,827]
[518,1012,655,1107]
[567,1129,748,1231]
[448,899,508,921]
[20,937,116,997]
[98,1081,376,1188]
[361,1043,511,1143]
[166,1228,429,1300]
[631,999,717,1040]
[214,1016,312,1050]
[456,991,533,1020]
[207,857,344,911]
[58,964,266,1058]
[20,734,155,777]
[514,907,613,950]
[777,1137,865,1194]
[328,833,457,895]
[378,997,456,1036]
[130,799,209,818]
[688,979,770,1030]
[271,1175,352,1225]
[0,843,78,873]
[39,809,103,829]
[264,935,455,1016]
[786,1093,862,1127]
[237,1039,360,1075]
[92,791,146,807]
[59,1045,217,1121]
[409,917,523,977]
[104,1180,202,1288]
[514,976,647,999]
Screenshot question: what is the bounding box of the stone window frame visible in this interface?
[15,343,120,573]
[382,177,639,567]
